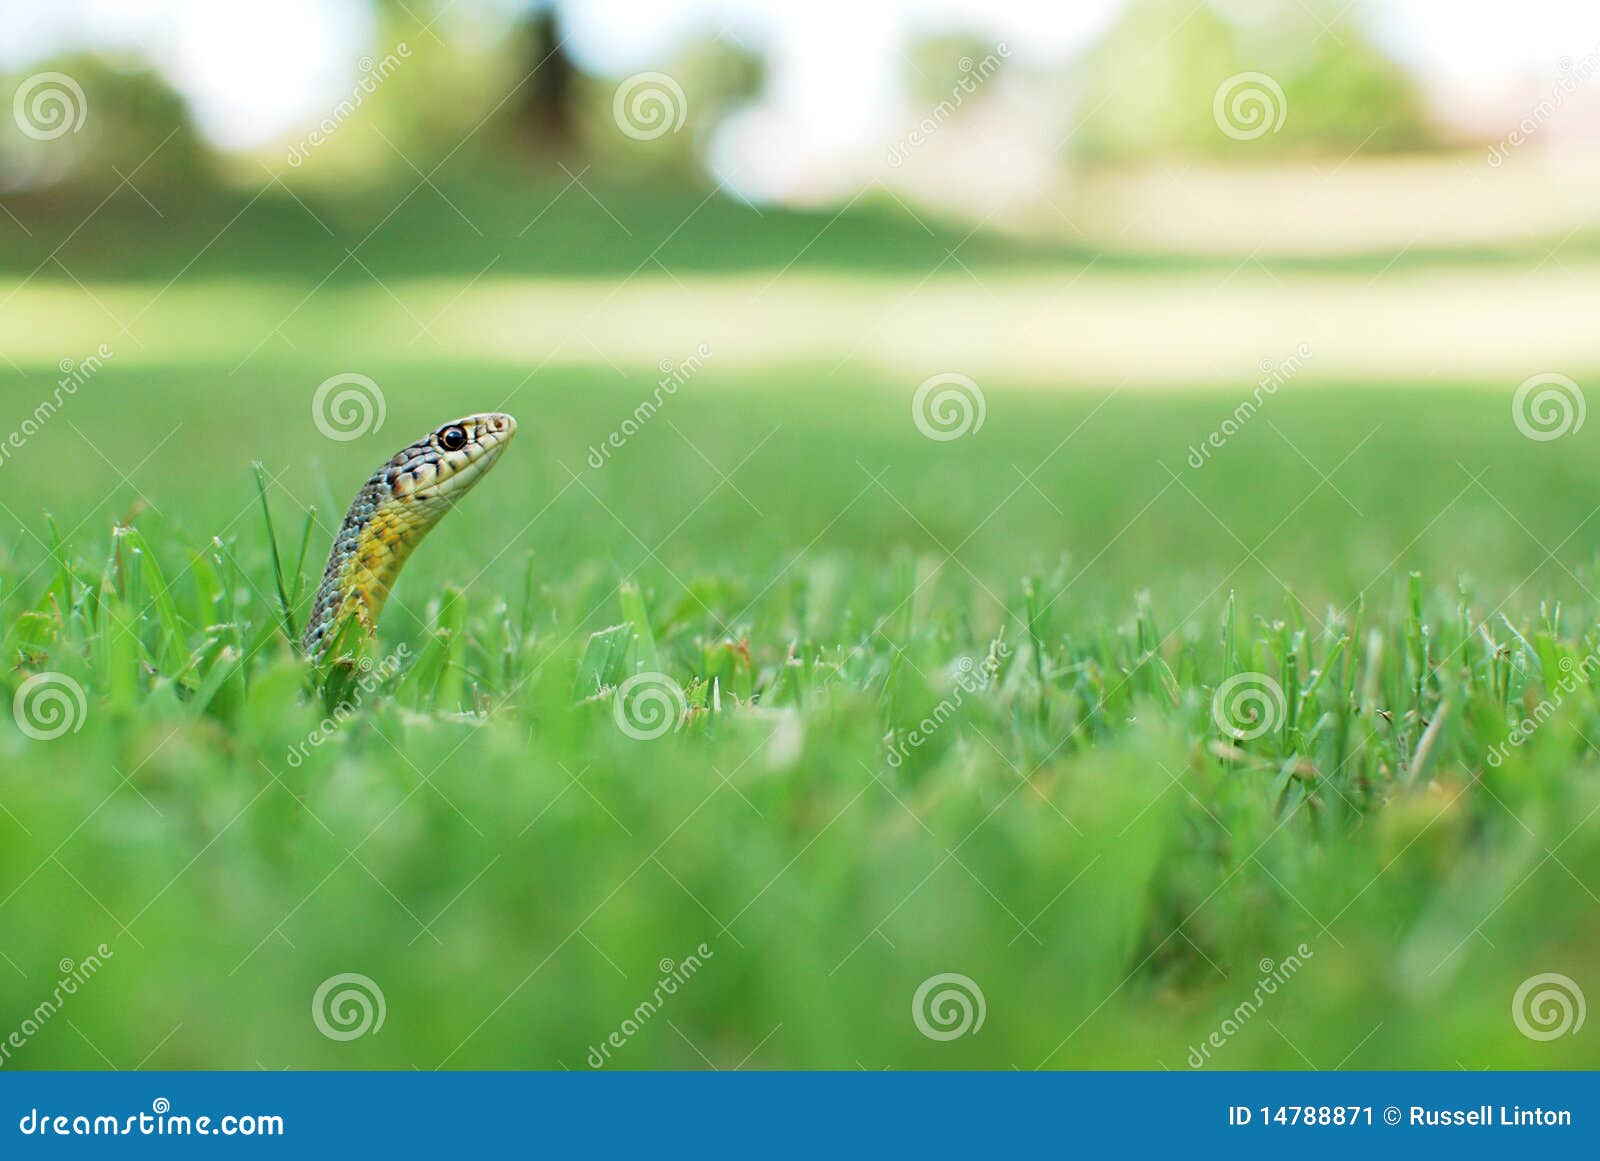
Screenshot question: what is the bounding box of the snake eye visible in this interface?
[439,426,468,452]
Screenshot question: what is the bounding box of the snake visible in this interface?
[301,412,518,658]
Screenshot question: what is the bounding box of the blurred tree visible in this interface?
[1072,0,1436,162]
[1,57,211,195]
[579,34,763,175]
[513,4,579,152]
[273,1,525,190]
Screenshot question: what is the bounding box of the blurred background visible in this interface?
[3,1,1600,1071]
[3,0,1600,602]
[3,0,1600,362]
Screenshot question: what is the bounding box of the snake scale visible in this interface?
[302,412,517,658]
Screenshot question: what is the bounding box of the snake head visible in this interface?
[390,413,518,505]
[301,411,519,660]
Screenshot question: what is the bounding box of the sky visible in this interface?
[0,0,1596,157]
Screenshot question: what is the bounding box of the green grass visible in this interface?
[1,359,1597,1069]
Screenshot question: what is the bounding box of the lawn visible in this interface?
[2,344,1597,1070]
[0,168,1596,1070]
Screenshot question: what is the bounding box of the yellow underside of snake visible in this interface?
[302,412,517,657]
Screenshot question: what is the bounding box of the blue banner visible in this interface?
[1,1072,1594,1155]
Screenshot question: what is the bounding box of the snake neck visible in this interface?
[302,472,435,658]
